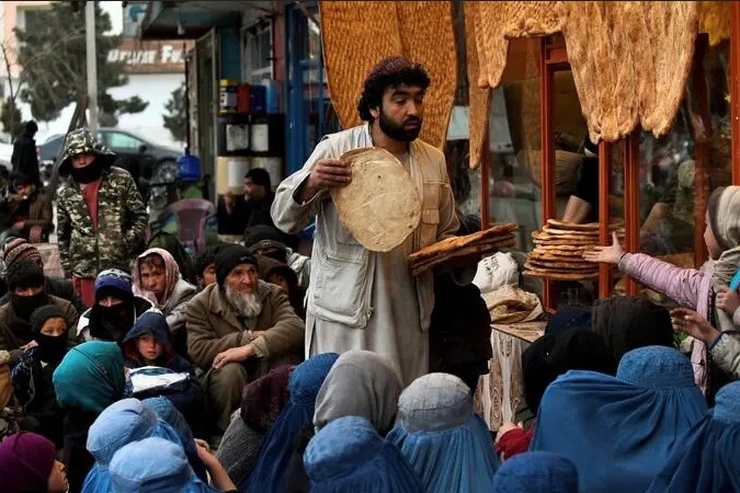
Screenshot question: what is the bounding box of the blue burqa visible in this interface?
[530,346,707,493]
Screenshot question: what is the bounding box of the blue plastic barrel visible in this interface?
[177,148,202,183]
[250,85,267,114]
[264,80,280,114]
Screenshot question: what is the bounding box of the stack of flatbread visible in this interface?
[408,222,518,276]
[524,219,624,281]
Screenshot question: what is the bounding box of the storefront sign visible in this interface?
[108,39,194,74]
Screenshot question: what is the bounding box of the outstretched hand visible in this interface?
[582,231,624,265]
[670,307,722,345]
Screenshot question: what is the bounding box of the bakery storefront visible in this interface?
[318,1,737,428]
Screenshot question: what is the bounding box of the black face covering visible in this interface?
[36,333,68,363]
[71,160,103,184]
[94,301,134,341]
[12,292,49,321]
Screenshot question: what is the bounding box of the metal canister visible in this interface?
[219,79,239,115]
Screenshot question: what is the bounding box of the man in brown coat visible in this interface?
[185,244,304,431]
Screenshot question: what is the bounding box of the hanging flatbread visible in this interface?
[331,147,422,253]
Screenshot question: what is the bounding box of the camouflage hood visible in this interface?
[58,128,117,176]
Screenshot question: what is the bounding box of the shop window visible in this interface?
[242,22,273,84]
[488,38,544,253]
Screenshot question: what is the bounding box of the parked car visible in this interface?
[38,128,181,185]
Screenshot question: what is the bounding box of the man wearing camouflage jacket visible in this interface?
[56,128,148,307]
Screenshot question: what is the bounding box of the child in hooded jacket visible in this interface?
[12,305,72,447]
[585,185,740,397]
[121,309,207,437]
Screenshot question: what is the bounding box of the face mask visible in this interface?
[96,303,133,339]
[35,333,67,363]
[12,292,48,320]
[71,160,102,184]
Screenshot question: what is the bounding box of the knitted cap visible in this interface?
[95,268,133,298]
[30,304,68,336]
[0,432,57,493]
[364,55,415,84]
[3,238,41,269]
[215,244,258,286]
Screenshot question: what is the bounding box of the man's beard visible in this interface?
[225,285,263,318]
[379,111,422,142]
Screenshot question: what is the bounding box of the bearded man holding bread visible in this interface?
[271,56,459,386]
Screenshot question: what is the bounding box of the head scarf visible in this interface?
[646,381,740,493]
[489,452,579,493]
[109,437,219,493]
[240,365,293,432]
[530,346,708,493]
[133,248,183,309]
[147,232,196,284]
[313,350,403,435]
[522,327,616,414]
[387,373,499,493]
[243,353,339,493]
[214,365,292,488]
[591,296,675,363]
[706,186,740,332]
[53,341,126,414]
[82,398,184,493]
[143,396,208,482]
[304,416,422,493]
[0,431,57,493]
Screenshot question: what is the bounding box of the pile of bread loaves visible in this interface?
[524,219,624,280]
[409,223,519,276]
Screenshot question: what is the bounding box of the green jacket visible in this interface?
[57,166,148,277]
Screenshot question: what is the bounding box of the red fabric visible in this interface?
[80,179,102,230]
[72,276,96,308]
[495,423,535,460]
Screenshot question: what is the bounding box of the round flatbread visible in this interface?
[524,268,600,281]
[542,226,600,237]
[532,231,600,243]
[527,259,598,271]
[533,244,592,252]
[546,219,600,231]
[331,147,422,252]
[529,250,591,259]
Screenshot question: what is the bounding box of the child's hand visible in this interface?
[582,232,624,265]
[716,286,740,316]
[194,439,217,467]
[670,308,721,345]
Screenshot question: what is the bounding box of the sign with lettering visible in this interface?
[110,39,195,74]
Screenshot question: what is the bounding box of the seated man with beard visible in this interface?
[76,268,153,343]
[0,260,78,366]
[185,244,304,432]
